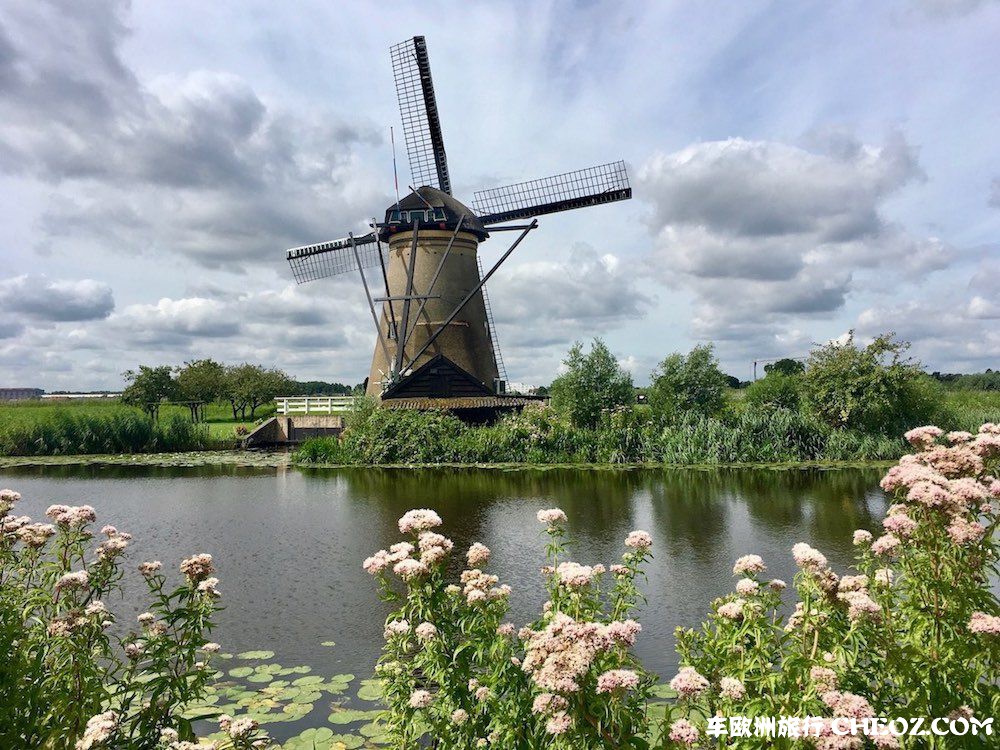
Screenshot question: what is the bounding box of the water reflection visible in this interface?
[2,463,887,723]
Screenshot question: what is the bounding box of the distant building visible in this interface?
[0,387,45,401]
[40,392,121,400]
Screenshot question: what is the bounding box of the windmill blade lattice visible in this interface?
[391,36,451,194]
[473,161,631,225]
[286,232,381,284]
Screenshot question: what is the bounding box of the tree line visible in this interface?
[120,360,361,422]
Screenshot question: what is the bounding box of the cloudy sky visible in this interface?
[1,0,998,390]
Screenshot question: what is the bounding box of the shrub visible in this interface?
[550,339,635,429]
[744,373,802,413]
[368,424,1000,747]
[664,423,1000,746]
[365,508,654,749]
[0,490,269,749]
[648,344,730,420]
[802,332,945,433]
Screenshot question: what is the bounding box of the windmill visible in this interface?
[286,36,631,417]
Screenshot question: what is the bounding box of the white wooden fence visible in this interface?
[275,396,356,415]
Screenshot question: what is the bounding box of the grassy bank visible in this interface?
[295,389,999,467]
[0,399,260,456]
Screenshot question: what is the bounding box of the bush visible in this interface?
[744,373,802,412]
[365,508,654,748]
[648,344,730,420]
[0,490,269,749]
[802,332,946,433]
[367,425,1000,746]
[550,339,635,429]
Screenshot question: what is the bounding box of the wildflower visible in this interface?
[669,666,709,698]
[769,578,787,591]
[792,542,827,570]
[47,504,96,528]
[968,612,1000,635]
[610,564,628,576]
[668,719,700,745]
[398,509,442,534]
[389,541,415,560]
[474,686,491,701]
[949,477,991,504]
[137,612,155,625]
[393,558,429,581]
[947,517,985,545]
[124,642,144,659]
[408,689,433,708]
[810,666,838,691]
[906,481,951,509]
[733,554,766,576]
[903,425,942,448]
[719,676,745,700]
[96,536,129,560]
[717,599,745,620]
[521,613,617,693]
[605,619,642,646]
[466,542,490,568]
[451,709,469,725]
[624,530,652,549]
[822,690,875,719]
[545,712,572,735]
[75,711,117,750]
[972,432,1000,458]
[596,669,640,694]
[159,728,179,744]
[555,561,596,588]
[536,508,567,525]
[497,622,515,636]
[837,575,868,593]
[138,561,162,577]
[55,570,89,593]
[180,553,214,581]
[736,578,759,596]
[363,550,391,575]
[197,577,221,597]
[415,622,437,641]
[874,568,894,586]
[202,642,221,652]
[532,693,568,714]
[85,600,108,617]
[418,531,453,553]
[16,522,56,548]
[870,534,900,558]
[226,717,257,740]
[839,591,881,622]
[881,514,916,538]
[383,619,409,639]
[946,431,973,444]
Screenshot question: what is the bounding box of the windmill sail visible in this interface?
[391,36,452,194]
[286,232,380,283]
[472,161,631,225]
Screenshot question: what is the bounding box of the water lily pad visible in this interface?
[356,680,382,701]
[327,708,380,725]
[329,735,364,749]
[236,650,275,660]
[228,666,254,678]
[292,675,324,686]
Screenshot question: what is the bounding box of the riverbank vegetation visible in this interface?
[298,333,998,466]
[365,425,1000,747]
[0,489,269,748]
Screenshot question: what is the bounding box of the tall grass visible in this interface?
[294,405,907,466]
[0,410,207,456]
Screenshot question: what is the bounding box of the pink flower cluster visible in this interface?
[45,504,96,528]
[733,554,766,576]
[398,508,442,534]
[460,568,509,604]
[904,425,943,448]
[417,531,453,564]
[466,542,490,568]
[536,508,567,525]
[624,530,652,549]
[968,612,1000,635]
[669,666,709,698]
[520,613,641,693]
[555,561,599,588]
[595,669,640,694]
[792,543,828,570]
[668,718,699,746]
[719,676,745,700]
[179,553,214,582]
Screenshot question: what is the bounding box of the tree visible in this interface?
[121,366,177,420]
[648,343,729,418]
[224,364,293,420]
[745,372,802,412]
[175,359,226,422]
[801,331,944,432]
[549,339,634,429]
[764,358,805,376]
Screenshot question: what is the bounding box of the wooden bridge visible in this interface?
[274,396,356,415]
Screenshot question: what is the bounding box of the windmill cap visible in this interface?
[380,186,489,241]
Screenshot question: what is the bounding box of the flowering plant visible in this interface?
[664,423,1000,748]
[366,507,655,748]
[0,490,269,750]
